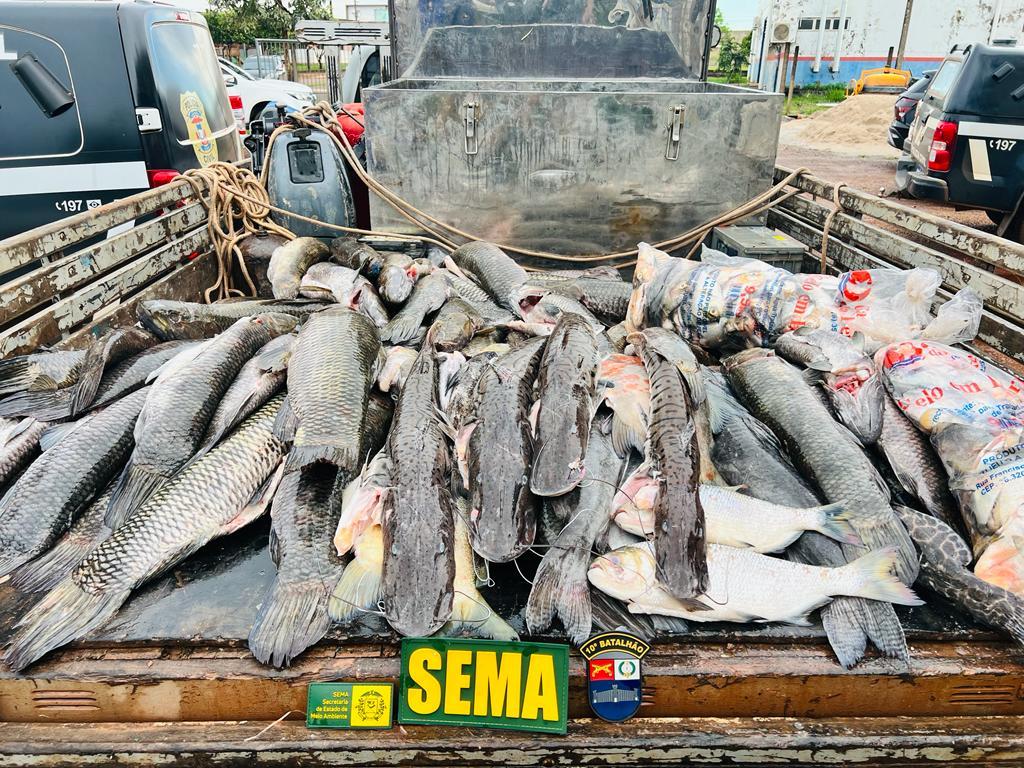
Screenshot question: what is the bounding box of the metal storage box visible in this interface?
[364,0,783,258]
[710,224,808,273]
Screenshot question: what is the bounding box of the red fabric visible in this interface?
[335,103,366,145]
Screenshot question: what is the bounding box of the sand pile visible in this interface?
[780,94,900,157]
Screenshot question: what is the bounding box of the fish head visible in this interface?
[379,265,414,304]
[587,544,655,601]
[973,535,1024,595]
[353,281,390,328]
[251,312,300,337]
[139,300,195,340]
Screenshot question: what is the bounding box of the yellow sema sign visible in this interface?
[398,638,569,733]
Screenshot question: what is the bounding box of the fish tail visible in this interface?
[818,597,869,669]
[812,503,861,545]
[0,389,73,421]
[525,540,592,644]
[9,529,109,594]
[4,578,128,671]
[842,547,925,607]
[105,463,166,529]
[248,579,334,668]
[0,358,33,396]
[328,556,383,623]
[446,590,519,642]
[0,548,36,580]
[284,443,357,472]
[860,597,912,662]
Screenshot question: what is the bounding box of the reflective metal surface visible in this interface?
[390,0,716,79]
[365,78,783,258]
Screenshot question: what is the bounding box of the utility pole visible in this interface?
[896,0,913,69]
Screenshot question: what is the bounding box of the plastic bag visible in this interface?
[629,243,979,351]
[877,340,1024,595]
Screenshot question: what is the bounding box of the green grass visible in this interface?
[784,84,848,116]
[708,72,749,84]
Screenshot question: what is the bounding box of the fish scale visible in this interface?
[250,464,343,667]
[4,398,286,672]
[449,241,527,313]
[0,387,148,578]
[286,308,381,471]
[107,314,296,527]
[724,349,918,585]
[631,330,707,599]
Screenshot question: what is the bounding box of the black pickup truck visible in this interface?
[896,43,1024,241]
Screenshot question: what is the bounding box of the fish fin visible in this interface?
[610,412,645,458]
[105,462,167,529]
[38,421,79,452]
[529,401,540,437]
[677,366,706,407]
[203,389,267,453]
[67,344,109,416]
[4,578,130,672]
[222,462,285,535]
[858,597,911,663]
[845,509,918,585]
[328,554,383,622]
[255,335,295,373]
[0,357,34,395]
[444,591,519,641]
[249,578,336,668]
[380,309,424,346]
[0,548,39,580]
[525,539,593,644]
[819,598,870,669]
[843,547,924,606]
[813,503,862,546]
[273,396,298,444]
[0,390,73,421]
[10,523,111,594]
[1,416,37,444]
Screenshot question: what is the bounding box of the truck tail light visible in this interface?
[147,169,179,187]
[229,95,243,110]
[927,120,958,172]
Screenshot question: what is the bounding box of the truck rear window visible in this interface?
[148,21,233,148]
[926,60,962,103]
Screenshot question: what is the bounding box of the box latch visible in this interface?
[665,106,684,161]
[464,102,479,156]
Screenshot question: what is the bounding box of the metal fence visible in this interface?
[253,39,350,103]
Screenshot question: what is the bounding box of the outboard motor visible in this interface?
[264,124,356,239]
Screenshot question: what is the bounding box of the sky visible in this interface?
[718,0,759,29]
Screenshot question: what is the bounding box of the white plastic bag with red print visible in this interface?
[628,243,978,350]
[877,340,1024,596]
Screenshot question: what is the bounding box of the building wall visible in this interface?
[330,0,388,21]
[750,0,1024,88]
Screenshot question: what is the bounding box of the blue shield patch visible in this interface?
[579,631,649,723]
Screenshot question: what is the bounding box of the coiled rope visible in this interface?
[184,102,809,299]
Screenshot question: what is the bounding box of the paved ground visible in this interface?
[777,114,998,235]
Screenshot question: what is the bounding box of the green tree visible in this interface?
[204,0,331,44]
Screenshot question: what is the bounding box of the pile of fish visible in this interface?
[0,235,1021,674]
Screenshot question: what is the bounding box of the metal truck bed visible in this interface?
[0,175,1023,765]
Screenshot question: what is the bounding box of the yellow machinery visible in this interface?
[847,67,913,95]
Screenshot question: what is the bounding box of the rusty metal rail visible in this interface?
[0,179,213,356]
[770,166,1024,361]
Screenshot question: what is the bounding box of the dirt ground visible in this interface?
[776,96,998,235]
